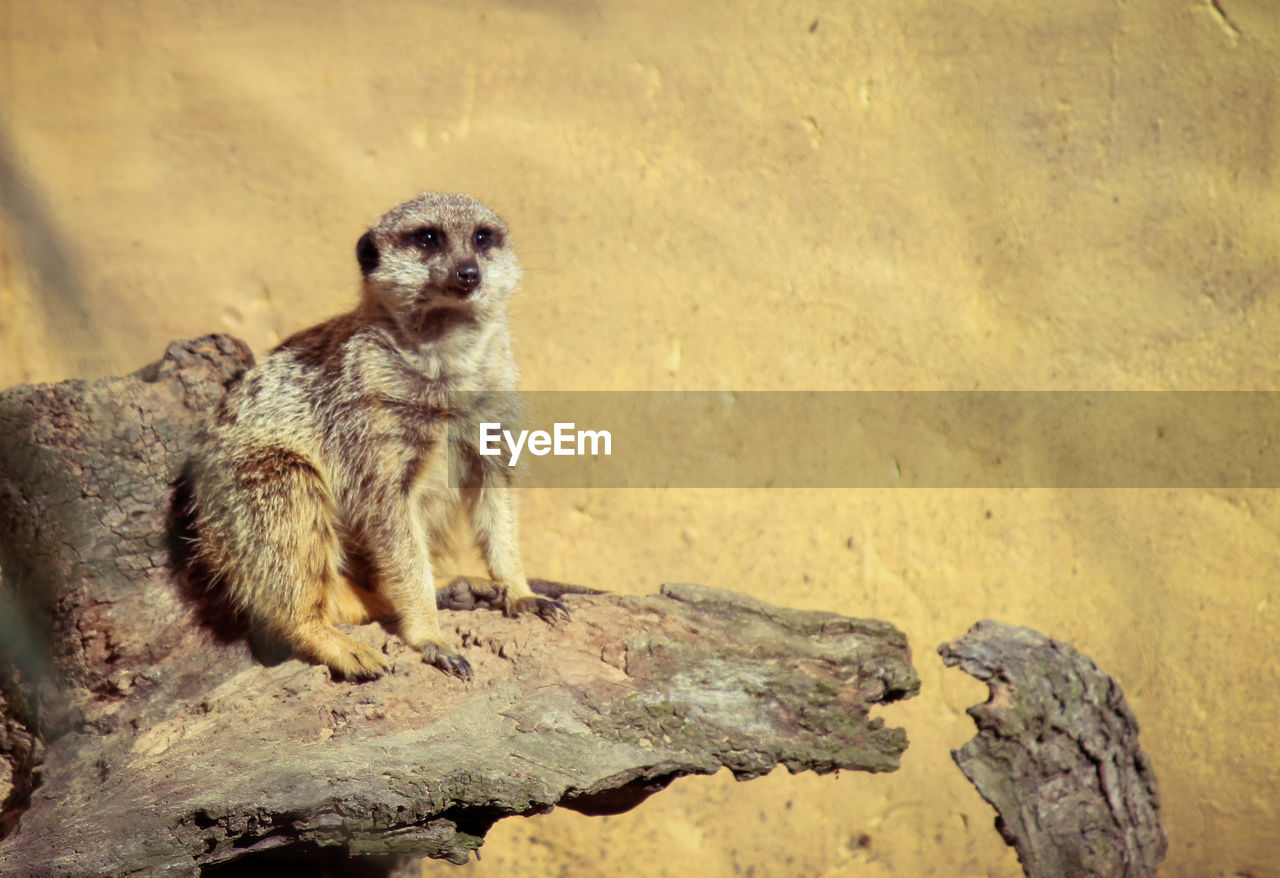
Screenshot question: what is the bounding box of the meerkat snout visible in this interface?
[449,259,481,296]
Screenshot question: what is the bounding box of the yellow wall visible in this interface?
[3,2,1278,875]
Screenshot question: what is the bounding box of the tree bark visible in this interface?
[0,336,919,876]
[939,620,1167,878]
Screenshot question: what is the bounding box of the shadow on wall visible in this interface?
[0,117,106,378]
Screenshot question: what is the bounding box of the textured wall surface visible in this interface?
[2,1,1278,875]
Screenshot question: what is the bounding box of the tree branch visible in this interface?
[0,336,918,876]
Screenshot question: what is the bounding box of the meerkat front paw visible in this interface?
[414,640,474,681]
[502,588,571,623]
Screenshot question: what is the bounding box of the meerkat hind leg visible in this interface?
[439,575,570,622]
[242,555,390,681]
[220,450,391,680]
[285,547,390,680]
[292,614,389,681]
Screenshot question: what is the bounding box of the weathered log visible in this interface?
[939,620,1166,878]
[0,336,919,876]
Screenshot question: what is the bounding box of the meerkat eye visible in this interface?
[474,227,498,251]
[407,227,443,252]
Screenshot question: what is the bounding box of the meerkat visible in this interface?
[190,192,565,681]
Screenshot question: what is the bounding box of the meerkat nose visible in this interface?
[451,261,481,295]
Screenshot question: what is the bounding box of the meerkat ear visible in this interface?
[356,231,380,276]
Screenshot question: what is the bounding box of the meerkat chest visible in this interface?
[330,331,512,496]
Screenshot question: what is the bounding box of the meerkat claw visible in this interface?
[419,644,473,681]
[539,597,571,622]
[442,654,474,681]
[347,663,386,682]
[506,594,571,623]
[330,642,390,681]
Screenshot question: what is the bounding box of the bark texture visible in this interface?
[939,620,1166,878]
[0,336,919,876]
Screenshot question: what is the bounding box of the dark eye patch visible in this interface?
[405,226,445,253]
[473,226,501,252]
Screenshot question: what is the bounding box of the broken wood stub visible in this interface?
[0,333,254,692]
[940,620,1166,878]
[0,334,254,843]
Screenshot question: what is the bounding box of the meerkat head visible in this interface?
[355,192,521,329]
